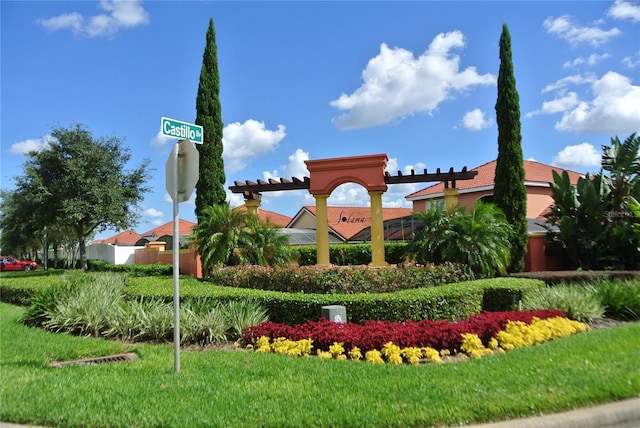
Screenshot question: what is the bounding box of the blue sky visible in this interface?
[2,1,639,239]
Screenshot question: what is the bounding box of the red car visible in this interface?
[0,256,37,271]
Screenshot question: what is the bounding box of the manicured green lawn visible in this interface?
[1,302,639,427]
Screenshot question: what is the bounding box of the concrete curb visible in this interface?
[468,397,640,427]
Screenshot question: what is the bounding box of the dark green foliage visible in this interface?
[195,18,226,219]
[233,216,291,267]
[405,202,514,277]
[494,23,528,273]
[291,242,411,266]
[593,279,640,321]
[206,263,474,294]
[1,124,151,270]
[545,171,612,269]
[125,276,543,325]
[544,134,640,269]
[189,203,292,276]
[87,260,172,276]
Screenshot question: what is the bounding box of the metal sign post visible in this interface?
[163,117,202,374]
[171,143,180,373]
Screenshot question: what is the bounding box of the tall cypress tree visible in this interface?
[494,23,527,273]
[195,18,226,221]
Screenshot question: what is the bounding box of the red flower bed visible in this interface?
[243,309,564,353]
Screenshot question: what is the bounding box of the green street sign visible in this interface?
[161,117,203,144]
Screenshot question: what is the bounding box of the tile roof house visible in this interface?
[89,230,142,246]
[405,160,583,219]
[234,204,292,227]
[287,206,414,242]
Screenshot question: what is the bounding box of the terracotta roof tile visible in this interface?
[406,160,583,199]
[89,230,142,246]
[234,205,292,227]
[141,219,197,237]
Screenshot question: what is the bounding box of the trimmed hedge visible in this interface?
[87,260,172,276]
[0,271,64,305]
[291,242,410,266]
[124,276,545,325]
[206,262,474,294]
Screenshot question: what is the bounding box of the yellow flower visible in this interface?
[255,336,272,353]
[329,342,345,358]
[365,349,384,364]
[349,347,363,361]
[317,350,332,359]
[423,347,442,363]
[401,347,423,365]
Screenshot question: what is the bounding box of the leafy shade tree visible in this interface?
[195,18,226,221]
[0,188,42,258]
[405,201,513,278]
[493,23,528,273]
[8,124,151,269]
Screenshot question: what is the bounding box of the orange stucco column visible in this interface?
[314,194,330,265]
[443,188,459,212]
[244,198,261,215]
[369,191,387,266]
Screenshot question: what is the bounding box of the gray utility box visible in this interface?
[321,305,347,323]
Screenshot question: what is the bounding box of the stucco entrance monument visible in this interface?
[230,153,477,266]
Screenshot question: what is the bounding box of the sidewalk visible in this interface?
[469,396,640,428]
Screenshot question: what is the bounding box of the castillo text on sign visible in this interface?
[161,117,204,144]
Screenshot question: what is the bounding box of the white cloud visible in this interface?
[150,131,172,149]
[327,183,369,206]
[555,71,640,133]
[222,119,286,172]
[460,108,492,131]
[622,52,640,69]
[226,190,245,209]
[563,53,610,69]
[526,92,580,118]
[541,74,596,94]
[543,15,621,47]
[139,207,163,218]
[608,0,640,23]
[243,149,310,201]
[37,0,149,38]
[382,160,427,208]
[552,143,601,168]
[329,31,495,130]
[284,148,310,178]
[9,135,52,155]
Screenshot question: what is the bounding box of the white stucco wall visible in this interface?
[86,243,145,265]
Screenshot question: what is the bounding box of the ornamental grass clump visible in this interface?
[522,284,604,322]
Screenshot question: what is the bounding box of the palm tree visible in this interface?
[189,203,248,277]
[405,201,513,277]
[237,217,291,267]
[444,201,513,277]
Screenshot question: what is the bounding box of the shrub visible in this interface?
[405,202,514,278]
[206,263,474,294]
[522,284,605,322]
[243,309,567,353]
[592,279,640,321]
[88,260,172,276]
